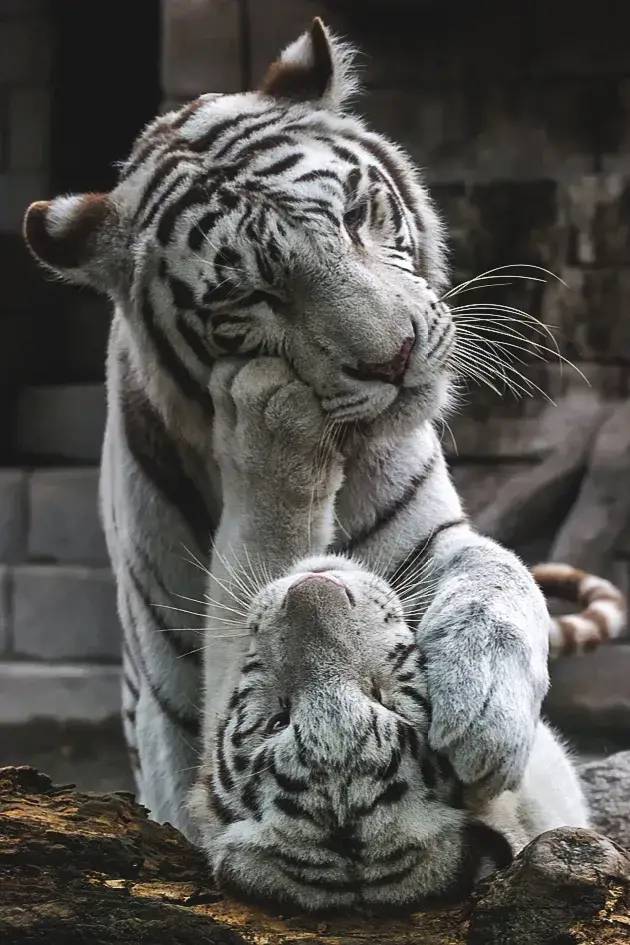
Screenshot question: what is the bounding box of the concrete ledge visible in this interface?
[0,662,121,724]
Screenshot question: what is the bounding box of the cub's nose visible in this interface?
[346,335,415,386]
[285,572,354,607]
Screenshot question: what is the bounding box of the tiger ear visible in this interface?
[23,192,123,292]
[261,18,358,110]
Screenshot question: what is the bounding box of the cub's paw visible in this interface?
[210,357,343,505]
[422,617,546,802]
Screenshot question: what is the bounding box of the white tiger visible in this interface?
[189,354,588,913]
[23,19,623,851]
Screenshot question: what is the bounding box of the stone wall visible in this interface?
[2,0,627,730]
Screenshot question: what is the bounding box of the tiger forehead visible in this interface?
[120,99,409,221]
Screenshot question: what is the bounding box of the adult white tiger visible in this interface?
[22,20,624,844]
[189,354,588,912]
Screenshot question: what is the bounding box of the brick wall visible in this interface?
[0,1,120,723]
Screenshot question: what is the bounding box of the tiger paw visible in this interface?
[210,357,344,510]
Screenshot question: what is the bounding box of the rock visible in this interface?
[551,401,630,574]
[581,750,630,851]
[469,828,630,945]
[0,766,628,945]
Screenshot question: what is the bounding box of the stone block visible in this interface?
[0,566,10,655]
[564,174,630,267]
[0,469,27,562]
[0,171,47,233]
[0,662,121,723]
[13,565,121,660]
[14,384,106,463]
[162,0,242,98]
[543,267,630,363]
[546,644,630,736]
[28,468,107,565]
[451,463,531,521]
[8,88,50,171]
[0,17,52,84]
[364,83,594,184]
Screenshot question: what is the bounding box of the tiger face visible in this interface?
[24,19,454,432]
[191,554,512,914]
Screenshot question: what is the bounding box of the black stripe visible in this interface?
[209,786,239,825]
[188,210,221,251]
[253,153,303,178]
[169,275,195,310]
[274,795,314,821]
[296,168,341,184]
[132,153,191,223]
[216,720,233,792]
[354,780,408,817]
[232,133,295,164]
[378,747,402,781]
[400,685,430,713]
[120,347,214,553]
[138,289,214,416]
[121,582,200,739]
[231,717,262,748]
[388,518,468,586]
[176,314,214,368]
[140,172,189,231]
[189,115,248,153]
[212,111,283,162]
[123,672,140,702]
[157,185,210,246]
[271,756,308,794]
[343,454,438,553]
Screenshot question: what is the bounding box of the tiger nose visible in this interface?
[352,335,415,386]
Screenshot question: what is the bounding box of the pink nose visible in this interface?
[290,572,346,592]
[347,335,415,386]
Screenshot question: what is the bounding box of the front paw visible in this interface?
[210,357,344,506]
[423,622,547,801]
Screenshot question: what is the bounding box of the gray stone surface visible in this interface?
[0,469,27,562]
[546,644,630,735]
[12,565,121,660]
[580,750,630,850]
[28,468,107,564]
[0,567,10,655]
[0,662,121,723]
[14,384,106,463]
[550,401,630,573]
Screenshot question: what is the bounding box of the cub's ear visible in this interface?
[261,17,358,110]
[23,192,122,292]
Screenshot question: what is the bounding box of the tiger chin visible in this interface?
[189,554,588,915]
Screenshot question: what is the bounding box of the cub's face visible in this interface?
[24,20,455,431]
[192,555,511,914]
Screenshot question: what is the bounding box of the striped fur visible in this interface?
[21,19,616,865]
[533,563,627,656]
[190,555,588,913]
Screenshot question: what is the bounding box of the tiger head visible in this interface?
[190,554,512,914]
[24,19,454,433]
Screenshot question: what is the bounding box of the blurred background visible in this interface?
[0,0,628,792]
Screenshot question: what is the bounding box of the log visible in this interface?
[1,765,629,945]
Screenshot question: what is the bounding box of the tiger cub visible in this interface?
[191,552,588,914]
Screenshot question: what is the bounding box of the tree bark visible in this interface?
[0,765,628,945]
